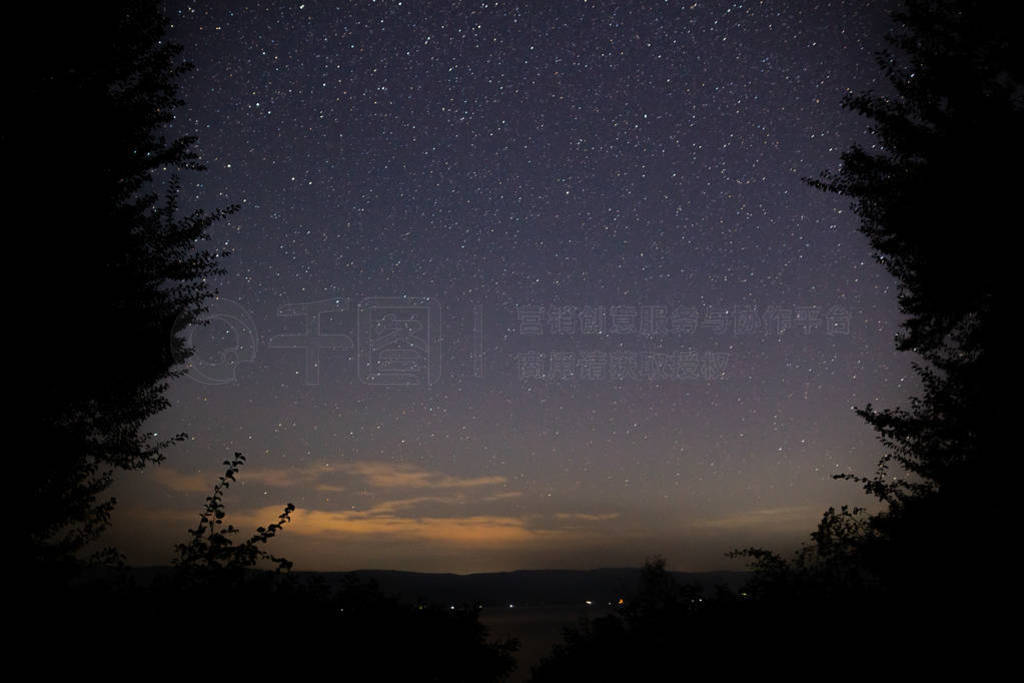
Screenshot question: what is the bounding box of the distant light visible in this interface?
[585,600,593,605]
[508,603,515,609]
[449,605,455,610]
[617,598,624,605]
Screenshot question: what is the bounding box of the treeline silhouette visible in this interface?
[37,454,518,680]
[530,1,1016,676]
[19,0,236,581]
[23,0,1013,678]
[18,2,517,678]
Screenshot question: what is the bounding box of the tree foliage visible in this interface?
[528,558,813,680]
[528,4,1019,673]
[735,0,1018,621]
[19,0,236,569]
[808,0,1017,500]
[172,453,295,582]
[36,456,518,683]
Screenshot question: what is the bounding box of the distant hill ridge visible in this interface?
[304,568,752,607]
[120,566,751,607]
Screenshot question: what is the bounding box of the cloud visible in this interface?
[150,460,509,495]
[367,495,465,513]
[126,495,619,551]
[273,501,622,545]
[138,461,626,551]
[148,467,215,493]
[288,509,551,545]
[483,491,523,502]
[335,461,507,489]
[147,461,333,493]
[242,463,334,487]
[688,506,819,532]
[554,512,620,522]
[187,504,558,547]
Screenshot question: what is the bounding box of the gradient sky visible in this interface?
[107,0,914,574]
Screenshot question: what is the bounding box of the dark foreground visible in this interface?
[480,605,617,682]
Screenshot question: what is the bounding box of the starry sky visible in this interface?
[109,0,914,574]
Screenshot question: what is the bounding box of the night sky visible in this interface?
[109,0,914,574]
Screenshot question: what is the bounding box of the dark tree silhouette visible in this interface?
[17,1,236,571]
[808,0,1019,502]
[172,453,296,582]
[528,557,804,680]
[535,5,1020,672]
[735,0,1020,630]
[808,0,1018,588]
[39,456,518,683]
